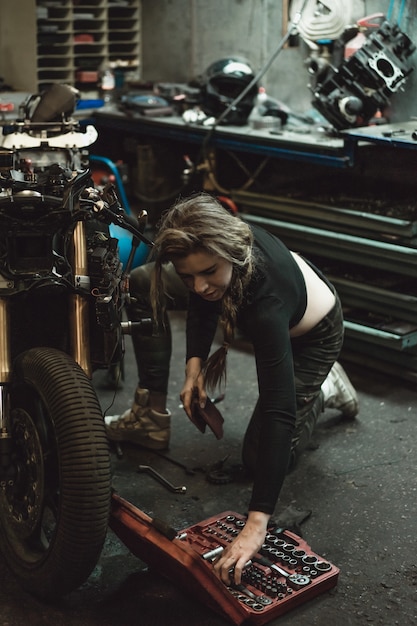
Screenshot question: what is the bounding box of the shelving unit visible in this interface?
[0,0,141,95]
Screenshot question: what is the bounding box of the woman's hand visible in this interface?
[180,357,207,417]
[212,511,270,585]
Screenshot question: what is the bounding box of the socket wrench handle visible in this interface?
[253,554,311,588]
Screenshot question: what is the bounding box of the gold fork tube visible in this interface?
[70,221,92,378]
[0,298,11,436]
[0,298,11,384]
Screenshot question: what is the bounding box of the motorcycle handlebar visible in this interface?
[110,208,155,248]
[81,184,155,248]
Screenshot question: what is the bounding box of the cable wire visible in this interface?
[387,0,406,25]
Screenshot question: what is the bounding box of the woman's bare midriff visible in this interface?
[289,252,336,338]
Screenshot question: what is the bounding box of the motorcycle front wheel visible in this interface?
[0,347,111,600]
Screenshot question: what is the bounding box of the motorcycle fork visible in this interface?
[0,297,12,469]
[70,221,92,378]
[0,220,93,472]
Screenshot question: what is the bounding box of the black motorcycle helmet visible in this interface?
[200,57,258,125]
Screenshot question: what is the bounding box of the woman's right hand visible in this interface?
[180,357,206,417]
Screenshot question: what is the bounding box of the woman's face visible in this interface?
[173,251,233,301]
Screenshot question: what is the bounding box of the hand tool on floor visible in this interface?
[137,464,187,493]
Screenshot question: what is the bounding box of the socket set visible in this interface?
[110,494,339,625]
[179,511,339,624]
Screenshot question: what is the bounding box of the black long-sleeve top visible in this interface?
[186,224,308,515]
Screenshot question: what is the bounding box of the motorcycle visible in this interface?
[0,84,152,599]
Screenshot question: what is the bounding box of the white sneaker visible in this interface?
[322,362,359,419]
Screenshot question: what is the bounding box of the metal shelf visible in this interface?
[242,213,417,277]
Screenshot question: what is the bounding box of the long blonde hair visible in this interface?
[150,193,254,390]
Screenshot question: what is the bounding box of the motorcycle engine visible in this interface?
[311,21,415,129]
[0,146,89,279]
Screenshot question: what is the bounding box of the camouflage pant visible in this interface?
[127,262,188,394]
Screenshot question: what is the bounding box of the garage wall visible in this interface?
[141,0,417,120]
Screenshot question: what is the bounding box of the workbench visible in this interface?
[91,107,356,168]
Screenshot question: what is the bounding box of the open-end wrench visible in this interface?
[231,583,272,606]
[137,465,187,494]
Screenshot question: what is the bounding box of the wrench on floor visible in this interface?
[137,464,187,494]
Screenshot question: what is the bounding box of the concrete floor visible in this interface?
[0,311,416,626]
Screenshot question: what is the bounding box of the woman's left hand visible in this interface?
[212,511,270,585]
